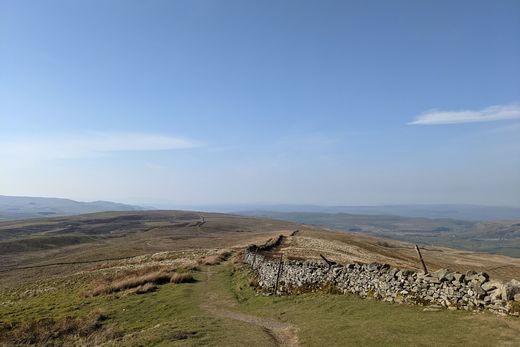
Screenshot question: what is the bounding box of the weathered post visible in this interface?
[415,245,428,274]
[273,253,284,295]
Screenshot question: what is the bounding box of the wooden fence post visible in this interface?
[415,245,428,274]
[273,253,283,295]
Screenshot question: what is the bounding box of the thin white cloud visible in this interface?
[409,104,520,125]
[0,132,200,162]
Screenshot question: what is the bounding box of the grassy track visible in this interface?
[2,262,520,346]
[227,264,520,347]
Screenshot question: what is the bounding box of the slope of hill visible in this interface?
[1,210,519,286]
[240,211,520,258]
[1,211,519,346]
[0,195,143,220]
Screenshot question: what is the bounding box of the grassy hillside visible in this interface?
[0,211,296,287]
[1,256,519,346]
[2,211,520,285]
[1,211,519,345]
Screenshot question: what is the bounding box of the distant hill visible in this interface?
[229,204,520,221]
[0,195,143,220]
[239,211,520,258]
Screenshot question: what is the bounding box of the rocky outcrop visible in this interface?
[244,248,520,317]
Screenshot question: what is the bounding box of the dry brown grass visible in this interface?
[83,264,197,296]
[200,250,233,266]
[111,265,174,280]
[231,250,245,265]
[281,230,520,281]
[0,211,294,290]
[87,270,172,296]
[131,283,158,295]
[170,273,195,284]
[0,309,120,346]
[175,261,200,272]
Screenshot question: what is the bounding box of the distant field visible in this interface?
[241,211,520,258]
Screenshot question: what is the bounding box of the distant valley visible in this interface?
[3,195,520,257]
[230,203,520,221]
[239,211,520,258]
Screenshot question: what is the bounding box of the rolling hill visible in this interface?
[1,211,519,346]
[239,211,520,258]
[0,195,143,221]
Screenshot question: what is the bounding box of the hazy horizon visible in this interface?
[4,194,520,211]
[1,1,519,207]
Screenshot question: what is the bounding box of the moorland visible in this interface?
[1,211,520,346]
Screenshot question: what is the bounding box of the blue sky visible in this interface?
[1,0,519,207]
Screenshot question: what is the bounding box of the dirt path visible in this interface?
[198,265,300,347]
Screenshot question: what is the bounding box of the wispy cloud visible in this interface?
[0,132,200,163]
[409,104,520,125]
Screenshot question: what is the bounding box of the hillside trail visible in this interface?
[197,264,300,347]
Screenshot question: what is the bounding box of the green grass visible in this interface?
[227,264,520,347]
[0,270,275,346]
[2,263,520,346]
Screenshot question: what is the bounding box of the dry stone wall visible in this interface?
[244,247,520,316]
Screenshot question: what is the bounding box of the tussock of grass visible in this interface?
[0,309,120,346]
[176,261,200,272]
[87,271,172,296]
[200,250,233,265]
[112,265,174,280]
[170,273,195,284]
[131,283,158,295]
[83,264,197,297]
[231,251,245,265]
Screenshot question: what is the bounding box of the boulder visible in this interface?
[368,263,380,271]
[453,273,465,283]
[514,293,520,302]
[402,270,415,277]
[435,268,450,281]
[388,268,399,278]
[470,284,486,299]
[465,270,478,282]
[501,279,520,301]
[424,276,441,284]
[482,280,502,292]
[488,288,503,301]
[474,272,489,284]
[445,273,455,282]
